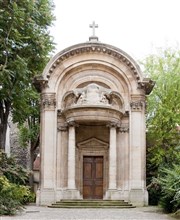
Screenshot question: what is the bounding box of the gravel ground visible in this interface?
[0,205,174,220]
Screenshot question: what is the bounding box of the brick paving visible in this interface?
[0,205,174,220]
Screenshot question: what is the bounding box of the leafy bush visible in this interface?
[0,176,34,215]
[0,151,35,215]
[147,178,162,205]
[158,164,180,213]
[0,151,29,185]
[147,162,180,213]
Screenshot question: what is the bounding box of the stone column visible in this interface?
[109,123,117,189]
[117,123,129,190]
[105,122,120,200]
[67,121,76,189]
[129,99,148,206]
[38,93,56,205]
[65,121,81,199]
[56,110,68,201]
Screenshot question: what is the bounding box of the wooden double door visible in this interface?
[83,156,103,199]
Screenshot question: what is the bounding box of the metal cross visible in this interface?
[89,21,98,37]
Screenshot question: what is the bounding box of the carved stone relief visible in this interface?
[62,83,124,111]
[75,83,111,105]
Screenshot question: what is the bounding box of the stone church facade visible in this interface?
[35,37,154,206]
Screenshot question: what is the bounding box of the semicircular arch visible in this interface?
[54,61,132,109]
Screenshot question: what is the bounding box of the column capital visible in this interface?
[118,123,129,133]
[107,122,121,128]
[57,123,68,132]
[130,100,145,111]
[41,93,56,110]
[67,120,79,127]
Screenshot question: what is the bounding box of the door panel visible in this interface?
[83,156,103,199]
[96,162,103,179]
[84,162,92,179]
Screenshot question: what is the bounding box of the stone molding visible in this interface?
[41,93,56,110]
[130,101,144,111]
[77,137,109,150]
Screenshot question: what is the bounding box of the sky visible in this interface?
[50,0,180,60]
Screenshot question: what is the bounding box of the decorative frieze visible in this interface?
[130,101,144,111]
[41,93,56,110]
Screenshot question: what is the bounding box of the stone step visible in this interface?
[56,199,125,203]
[54,202,130,206]
[49,205,135,209]
[49,200,135,209]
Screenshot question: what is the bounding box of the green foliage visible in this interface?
[143,48,180,168]
[0,0,55,150]
[0,150,29,185]
[0,176,34,215]
[142,47,180,169]
[0,151,35,215]
[158,164,180,213]
[142,48,180,211]
[148,165,180,213]
[147,177,161,205]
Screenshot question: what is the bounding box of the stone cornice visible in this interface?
[44,42,143,85]
[33,76,48,93]
[138,78,155,95]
